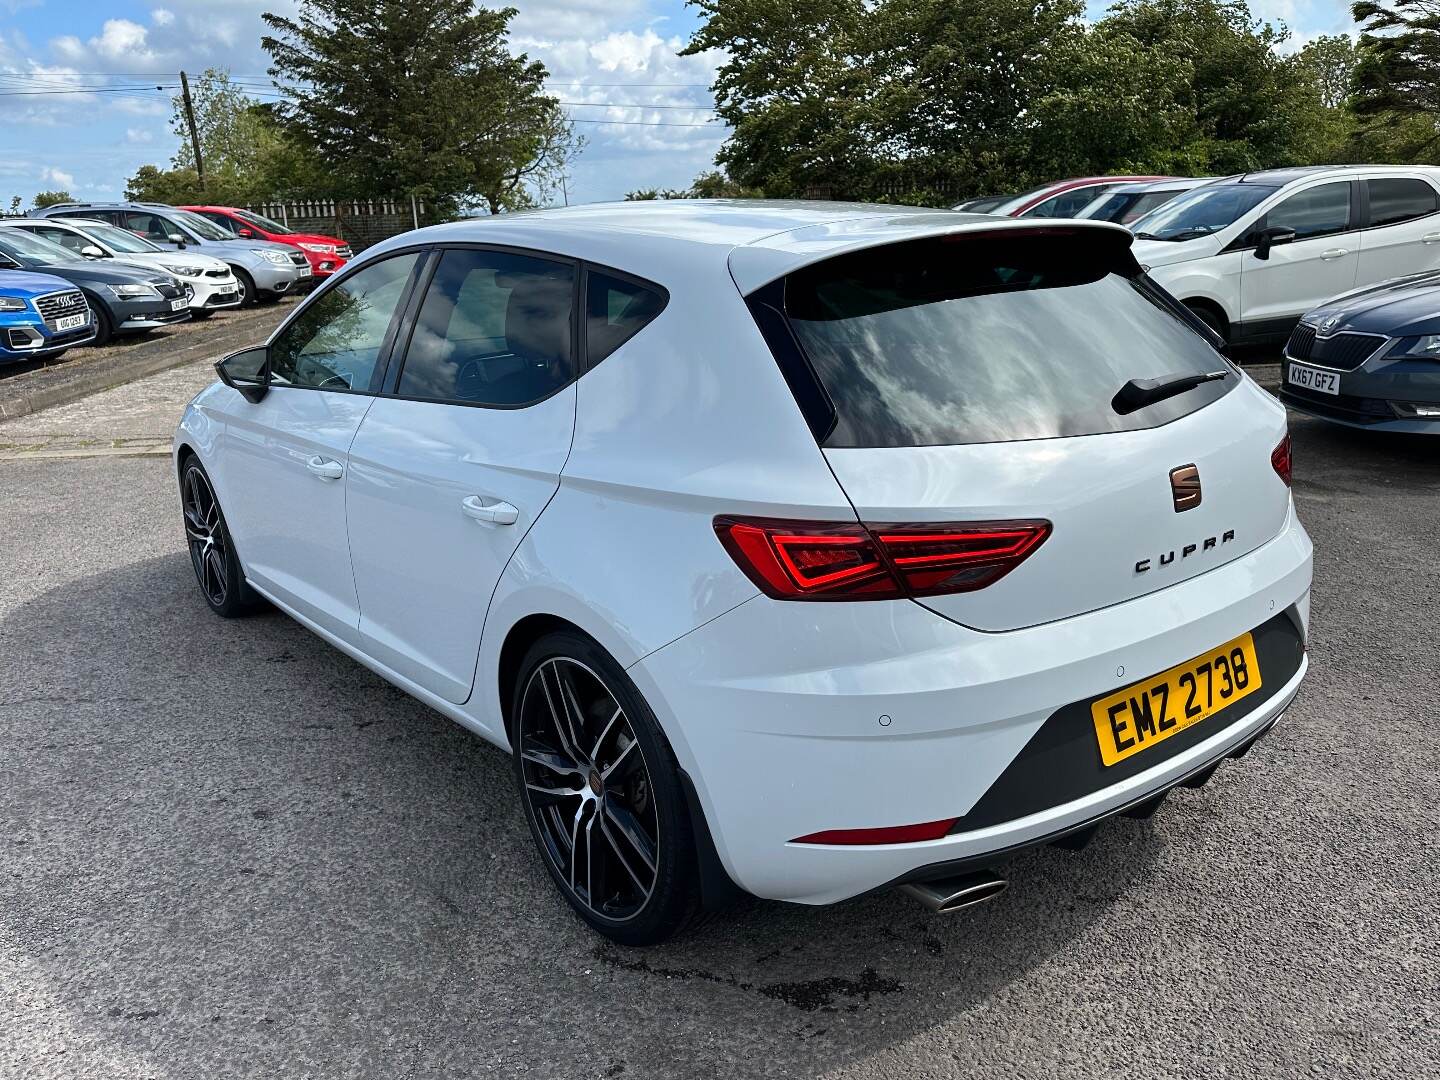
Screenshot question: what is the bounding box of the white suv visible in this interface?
[1129,166,1440,343]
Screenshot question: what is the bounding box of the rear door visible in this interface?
[344,247,580,703]
[1355,175,1440,284]
[218,251,422,643]
[1238,180,1359,324]
[760,228,1291,631]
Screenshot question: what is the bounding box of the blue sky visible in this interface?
[0,0,1358,208]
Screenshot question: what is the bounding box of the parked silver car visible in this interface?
[30,202,309,306]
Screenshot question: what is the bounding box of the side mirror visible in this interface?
[167,232,187,247]
[1254,226,1296,261]
[236,227,254,239]
[80,244,107,259]
[215,345,270,404]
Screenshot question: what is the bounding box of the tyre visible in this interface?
[89,303,113,348]
[511,631,700,946]
[233,269,256,308]
[179,457,264,618]
[1185,302,1228,344]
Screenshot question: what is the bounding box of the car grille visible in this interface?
[1279,378,1394,423]
[34,289,87,329]
[335,245,353,259]
[288,251,308,267]
[1286,323,1316,359]
[149,278,184,300]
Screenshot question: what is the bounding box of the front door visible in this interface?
[1239,180,1359,328]
[346,247,579,704]
[218,252,421,643]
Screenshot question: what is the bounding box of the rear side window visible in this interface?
[771,232,1232,448]
[1023,186,1114,219]
[585,270,666,367]
[397,248,575,406]
[1367,178,1438,227]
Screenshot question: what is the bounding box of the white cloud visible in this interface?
[41,167,76,189]
[152,8,175,27]
[125,127,155,144]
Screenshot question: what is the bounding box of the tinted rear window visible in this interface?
[1367,178,1438,227]
[776,232,1233,448]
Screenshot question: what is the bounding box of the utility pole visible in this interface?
[179,71,205,191]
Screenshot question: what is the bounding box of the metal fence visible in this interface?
[243,197,434,252]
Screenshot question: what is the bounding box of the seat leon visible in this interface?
[173,201,1313,945]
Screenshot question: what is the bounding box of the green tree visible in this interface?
[1353,0,1440,120]
[260,0,581,211]
[32,190,74,209]
[683,0,1084,200]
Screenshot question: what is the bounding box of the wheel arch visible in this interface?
[1182,296,1231,341]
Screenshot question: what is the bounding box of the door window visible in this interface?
[1366,179,1438,228]
[586,270,667,367]
[1264,183,1351,240]
[197,211,239,235]
[269,253,420,392]
[31,226,88,254]
[396,248,575,406]
[122,212,176,243]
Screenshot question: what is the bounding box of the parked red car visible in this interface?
[181,206,352,279]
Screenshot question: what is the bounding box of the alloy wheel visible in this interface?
[518,657,660,922]
[182,466,229,607]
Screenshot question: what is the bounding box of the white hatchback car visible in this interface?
[174,202,1313,944]
[1,217,242,315]
[1130,165,1440,344]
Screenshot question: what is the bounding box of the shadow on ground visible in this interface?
[0,552,1163,1078]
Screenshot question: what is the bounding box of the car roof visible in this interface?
[1098,177,1218,194]
[1218,164,1440,188]
[359,199,1133,294]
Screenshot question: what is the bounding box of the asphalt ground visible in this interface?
[0,369,1436,1078]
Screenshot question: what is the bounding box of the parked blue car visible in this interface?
[1281,272,1440,433]
[0,269,96,362]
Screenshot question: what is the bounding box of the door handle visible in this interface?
[305,456,344,480]
[1423,233,1440,244]
[1320,248,1349,260]
[461,495,519,526]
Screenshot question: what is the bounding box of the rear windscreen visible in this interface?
[775,231,1233,448]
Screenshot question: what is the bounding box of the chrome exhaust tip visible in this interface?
[899,870,1008,913]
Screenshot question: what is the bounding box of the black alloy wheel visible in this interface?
[180,458,261,617]
[513,633,699,945]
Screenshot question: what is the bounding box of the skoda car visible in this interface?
[0,269,95,361]
[0,227,189,346]
[173,202,1313,945]
[32,202,309,305]
[1280,274,1440,431]
[0,217,241,317]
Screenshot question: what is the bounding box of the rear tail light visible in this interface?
[1271,433,1293,487]
[714,516,1051,601]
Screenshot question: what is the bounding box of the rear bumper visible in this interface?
[630,499,1313,904]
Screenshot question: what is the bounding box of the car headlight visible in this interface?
[296,242,336,255]
[0,296,28,312]
[162,263,203,278]
[252,249,292,266]
[1387,335,1440,358]
[106,283,160,299]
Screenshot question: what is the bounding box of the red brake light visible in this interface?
[1271,433,1293,487]
[792,818,958,845]
[714,517,1051,601]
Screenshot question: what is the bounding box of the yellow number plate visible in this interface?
[1091,632,1262,767]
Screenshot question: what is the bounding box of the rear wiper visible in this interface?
[1112,370,1231,415]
